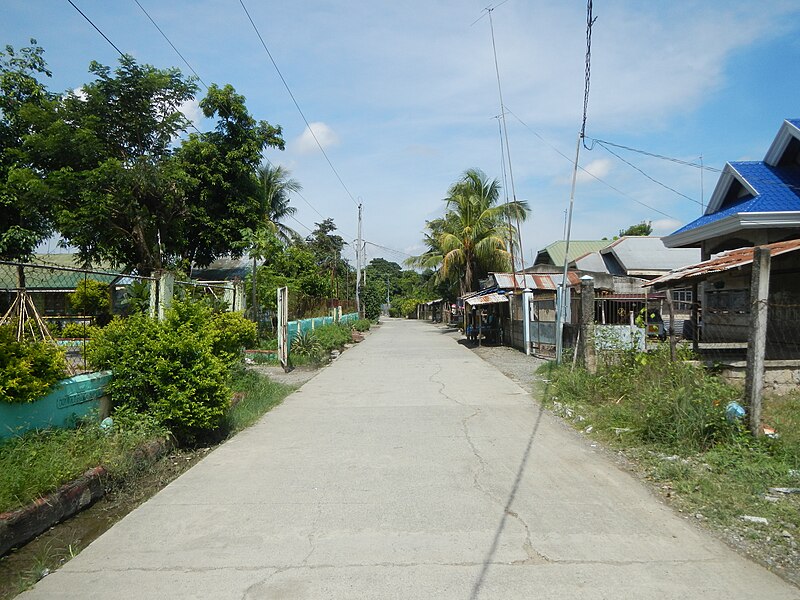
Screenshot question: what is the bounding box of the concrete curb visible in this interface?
[0,438,170,556]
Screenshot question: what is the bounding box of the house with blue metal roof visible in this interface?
[664,119,800,257]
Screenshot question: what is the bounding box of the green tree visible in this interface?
[19,56,284,275]
[619,221,653,237]
[410,169,529,294]
[68,279,110,316]
[255,163,300,245]
[305,218,348,299]
[177,84,284,268]
[0,41,54,260]
[359,280,383,320]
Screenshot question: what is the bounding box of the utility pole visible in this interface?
[555,133,582,364]
[386,274,390,311]
[356,203,363,317]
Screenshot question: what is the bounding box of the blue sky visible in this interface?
[4,0,800,267]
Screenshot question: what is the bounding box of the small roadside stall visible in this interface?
[462,291,509,345]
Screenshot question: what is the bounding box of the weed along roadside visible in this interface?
[462,332,800,588]
[0,308,371,598]
[536,343,800,587]
[0,368,295,599]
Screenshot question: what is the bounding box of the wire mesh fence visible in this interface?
[0,260,155,374]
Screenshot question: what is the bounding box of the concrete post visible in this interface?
[522,288,533,356]
[157,272,174,321]
[691,282,699,353]
[578,276,596,373]
[233,280,246,313]
[149,274,159,319]
[665,288,676,362]
[745,246,771,437]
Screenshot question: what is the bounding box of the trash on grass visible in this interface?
[740,515,769,525]
[768,487,800,495]
[725,401,745,422]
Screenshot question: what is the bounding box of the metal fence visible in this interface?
[0,260,156,373]
[0,260,251,374]
[287,312,359,344]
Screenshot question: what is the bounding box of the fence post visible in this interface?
[691,282,700,353]
[745,246,771,437]
[522,288,533,356]
[149,274,158,319]
[277,286,289,372]
[578,275,596,373]
[665,288,676,361]
[157,272,174,321]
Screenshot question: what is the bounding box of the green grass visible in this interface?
[0,415,166,514]
[540,349,800,545]
[226,369,293,433]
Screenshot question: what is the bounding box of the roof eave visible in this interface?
[664,212,800,249]
[764,119,800,166]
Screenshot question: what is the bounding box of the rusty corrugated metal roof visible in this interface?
[491,271,580,290]
[647,239,800,288]
[465,292,509,306]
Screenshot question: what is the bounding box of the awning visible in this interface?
[465,292,509,306]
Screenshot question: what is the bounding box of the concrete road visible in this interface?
[21,319,799,599]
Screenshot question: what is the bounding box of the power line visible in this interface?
[238,0,360,208]
[66,0,125,57]
[586,137,722,172]
[132,6,342,229]
[504,108,677,220]
[364,241,414,258]
[470,0,512,27]
[580,0,597,147]
[595,141,703,206]
[132,0,208,89]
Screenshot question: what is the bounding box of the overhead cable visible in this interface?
[586,138,722,172]
[504,108,677,219]
[238,0,360,208]
[132,0,208,89]
[595,142,703,206]
[66,0,125,57]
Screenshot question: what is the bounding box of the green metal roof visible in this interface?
[536,240,608,267]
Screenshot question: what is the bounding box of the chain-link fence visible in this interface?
[0,260,155,374]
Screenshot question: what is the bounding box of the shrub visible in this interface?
[545,344,742,454]
[360,283,382,320]
[313,323,351,352]
[68,279,111,316]
[87,301,248,445]
[352,319,371,332]
[291,330,321,358]
[60,321,99,339]
[208,311,257,365]
[0,325,67,404]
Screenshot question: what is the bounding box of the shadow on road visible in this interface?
[469,380,550,600]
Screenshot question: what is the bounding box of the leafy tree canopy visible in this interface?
[8,52,284,274]
[0,41,54,260]
[409,168,530,295]
[619,221,653,237]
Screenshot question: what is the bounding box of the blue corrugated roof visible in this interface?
[671,161,800,235]
[787,119,800,130]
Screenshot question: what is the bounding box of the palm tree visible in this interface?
[409,168,529,295]
[256,164,301,244]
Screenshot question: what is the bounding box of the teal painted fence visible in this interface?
[0,371,111,439]
[287,313,359,343]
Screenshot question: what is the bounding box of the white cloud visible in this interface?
[292,122,339,154]
[179,98,203,129]
[651,218,684,235]
[576,158,613,183]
